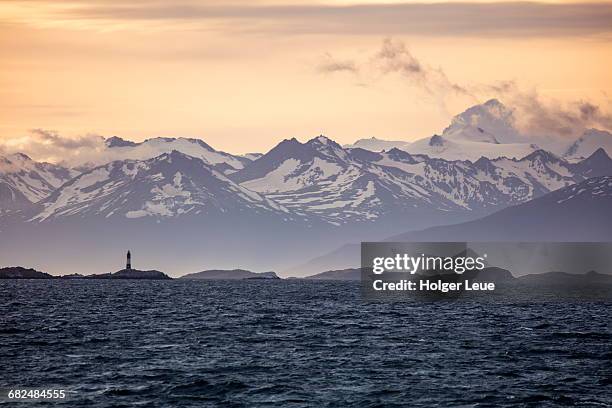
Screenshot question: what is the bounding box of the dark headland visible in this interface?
[0,267,54,279]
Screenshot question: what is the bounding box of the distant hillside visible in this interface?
[180,269,279,280]
[304,268,362,281]
[0,266,52,279]
[518,271,612,286]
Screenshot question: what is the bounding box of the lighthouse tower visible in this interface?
[126,250,132,270]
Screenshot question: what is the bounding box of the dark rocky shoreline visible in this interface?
[0,266,171,280]
[2,265,611,284]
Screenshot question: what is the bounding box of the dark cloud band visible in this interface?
[59,2,612,37]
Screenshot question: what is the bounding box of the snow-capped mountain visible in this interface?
[0,153,76,211]
[31,150,289,222]
[345,99,543,161]
[441,99,522,144]
[232,136,471,227]
[564,129,612,160]
[343,137,410,152]
[232,136,380,224]
[0,137,255,214]
[345,100,612,163]
[230,135,611,227]
[402,99,550,161]
[80,136,252,174]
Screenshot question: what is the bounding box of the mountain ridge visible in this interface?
[287,176,612,276]
[392,175,612,242]
[28,150,291,222]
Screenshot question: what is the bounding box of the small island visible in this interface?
[0,251,171,280]
[180,269,280,280]
[85,268,171,280]
[75,250,172,280]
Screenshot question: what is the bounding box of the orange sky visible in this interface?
[1,0,611,155]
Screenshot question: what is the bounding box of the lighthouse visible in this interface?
[126,250,132,270]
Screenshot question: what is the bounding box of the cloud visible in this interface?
[29,129,103,149]
[371,38,469,97]
[319,38,469,100]
[40,1,612,38]
[510,94,612,139]
[316,52,358,74]
[374,38,424,76]
[0,129,105,164]
[319,40,612,141]
[471,81,612,138]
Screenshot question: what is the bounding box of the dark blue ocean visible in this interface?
[1,280,610,407]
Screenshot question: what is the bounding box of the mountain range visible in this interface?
[1,99,611,276]
[31,150,290,222]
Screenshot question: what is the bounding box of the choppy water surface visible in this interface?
[1,280,610,407]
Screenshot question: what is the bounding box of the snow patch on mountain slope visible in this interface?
[242,157,345,195]
[150,173,191,201]
[352,181,376,207]
[242,159,301,192]
[126,202,173,218]
[32,167,112,221]
[405,136,539,162]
